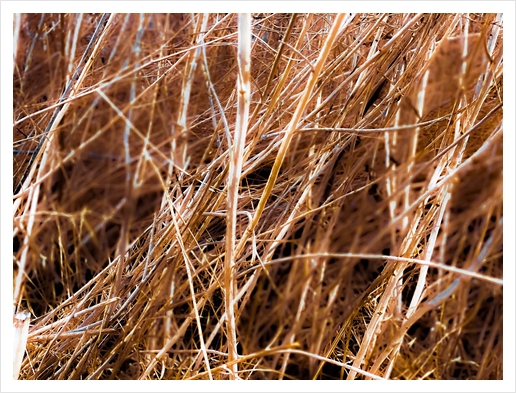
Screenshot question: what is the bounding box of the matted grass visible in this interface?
[13,13,503,380]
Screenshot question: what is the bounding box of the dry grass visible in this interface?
[13,13,503,380]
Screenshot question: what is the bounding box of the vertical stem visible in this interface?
[13,311,31,380]
[13,13,22,74]
[225,13,251,379]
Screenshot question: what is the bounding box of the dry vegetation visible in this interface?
[13,13,503,380]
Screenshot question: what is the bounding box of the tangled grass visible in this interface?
[12,13,503,380]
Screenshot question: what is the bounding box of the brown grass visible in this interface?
[13,13,503,380]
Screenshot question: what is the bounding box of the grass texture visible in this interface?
[13,13,503,380]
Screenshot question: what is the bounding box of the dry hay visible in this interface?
[13,13,503,380]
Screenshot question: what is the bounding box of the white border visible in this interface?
[1,2,514,392]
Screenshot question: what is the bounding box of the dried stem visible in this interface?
[13,13,503,381]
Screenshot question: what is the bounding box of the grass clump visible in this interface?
[13,13,503,380]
